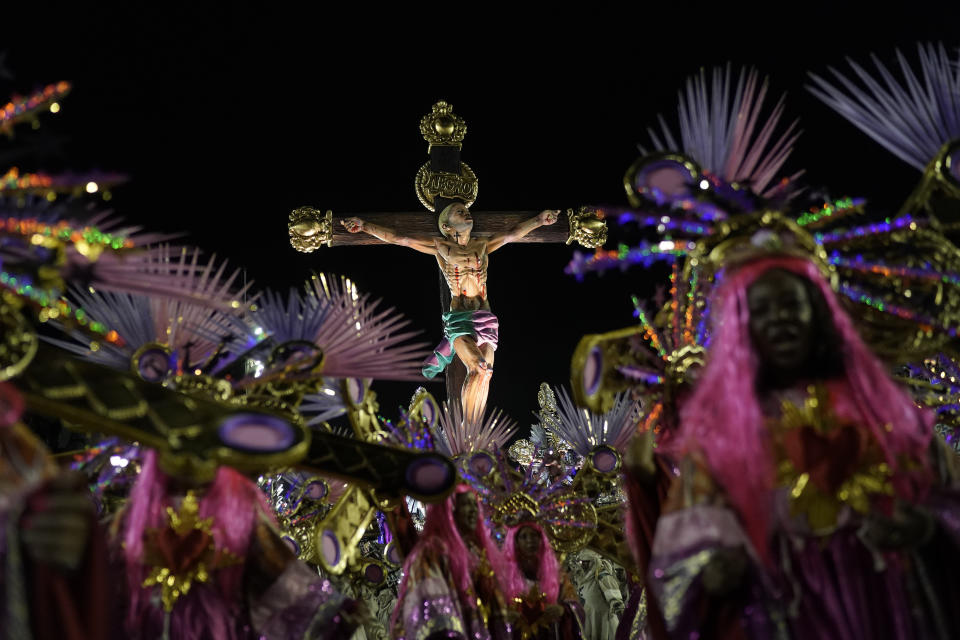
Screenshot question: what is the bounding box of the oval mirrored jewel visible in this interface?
[405,455,454,497]
[270,340,323,373]
[281,536,300,556]
[421,396,438,427]
[346,378,366,405]
[364,562,385,584]
[468,452,494,476]
[321,530,340,568]
[384,541,403,566]
[584,346,603,397]
[218,413,296,452]
[631,157,697,202]
[135,347,172,384]
[304,480,328,500]
[591,446,619,474]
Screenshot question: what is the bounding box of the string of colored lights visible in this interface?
[795,196,866,227]
[815,215,919,245]
[0,217,135,250]
[0,81,71,128]
[0,269,124,346]
[839,283,946,334]
[614,211,712,235]
[565,241,692,279]
[630,294,667,359]
[0,168,52,191]
[828,254,960,286]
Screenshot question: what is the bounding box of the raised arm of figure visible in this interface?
[487,210,559,253]
[340,217,438,255]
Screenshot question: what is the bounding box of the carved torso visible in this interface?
[434,236,490,311]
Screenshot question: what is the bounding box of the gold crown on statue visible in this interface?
[420,101,467,148]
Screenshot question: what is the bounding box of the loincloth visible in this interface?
[422,310,499,378]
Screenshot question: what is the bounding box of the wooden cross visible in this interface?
[288,102,607,417]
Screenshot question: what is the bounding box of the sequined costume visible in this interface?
[111,450,360,640]
[422,310,499,378]
[648,257,960,640]
[503,524,584,640]
[393,486,513,640]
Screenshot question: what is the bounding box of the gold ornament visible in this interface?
[314,485,378,574]
[565,207,608,249]
[141,491,241,612]
[900,138,960,237]
[0,302,38,381]
[419,101,467,148]
[415,162,478,212]
[288,207,333,252]
[775,385,894,533]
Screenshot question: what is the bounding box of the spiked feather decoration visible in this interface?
[807,43,960,247]
[568,67,805,283]
[550,386,639,455]
[213,274,431,382]
[807,43,960,172]
[641,67,803,198]
[433,401,517,458]
[42,249,251,378]
[298,379,349,425]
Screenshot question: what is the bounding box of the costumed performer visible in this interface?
[503,522,584,640]
[113,449,361,640]
[393,484,514,640]
[648,240,960,639]
[1,382,109,640]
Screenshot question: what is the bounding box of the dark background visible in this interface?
[3,5,959,439]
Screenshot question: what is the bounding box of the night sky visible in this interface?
[4,6,960,438]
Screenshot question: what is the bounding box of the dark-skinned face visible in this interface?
[454,491,479,536]
[746,269,815,384]
[516,525,542,561]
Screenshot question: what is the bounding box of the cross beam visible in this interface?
[288,207,605,250]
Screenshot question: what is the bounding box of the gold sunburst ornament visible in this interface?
[141,491,241,612]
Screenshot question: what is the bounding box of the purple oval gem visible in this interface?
[364,563,385,584]
[405,455,453,496]
[304,480,327,500]
[321,530,340,567]
[218,413,296,452]
[385,541,402,566]
[592,447,619,473]
[346,378,365,404]
[469,452,494,476]
[421,397,437,426]
[584,346,603,396]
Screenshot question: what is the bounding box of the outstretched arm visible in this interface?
[487,210,559,253]
[341,217,437,255]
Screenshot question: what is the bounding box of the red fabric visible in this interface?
[147,525,214,574]
[25,490,110,640]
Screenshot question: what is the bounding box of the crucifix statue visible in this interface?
[289,102,607,423]
[341,201,559,423]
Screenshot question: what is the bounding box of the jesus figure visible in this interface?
[342,203,559,423]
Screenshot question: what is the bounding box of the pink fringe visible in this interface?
[393,485,513,630]
[122,450,273,639]
[667,256,933,562]
[502,523,561,604]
